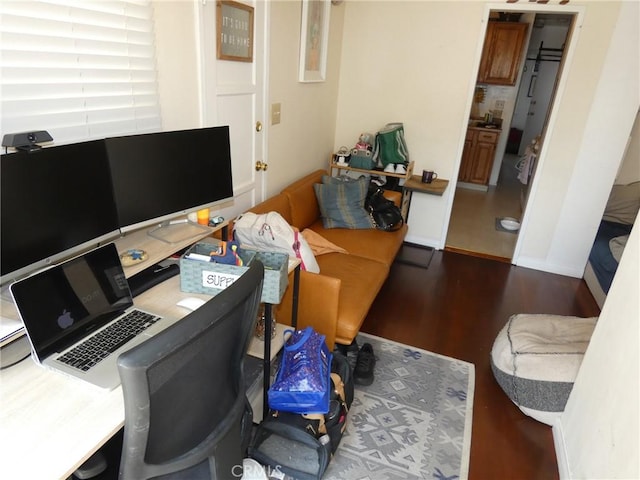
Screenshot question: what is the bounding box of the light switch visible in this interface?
[271,103,281,125]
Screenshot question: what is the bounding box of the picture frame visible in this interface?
[299,0,331,82]
[217,0,254,62]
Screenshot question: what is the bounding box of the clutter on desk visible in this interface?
[120,248,148,267]
[180,240,289,304]
[208,215,225,227]
[183,240,243,265]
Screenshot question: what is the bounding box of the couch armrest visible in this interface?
[275,269,339,350]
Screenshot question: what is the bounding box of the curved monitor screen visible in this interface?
[105,126,234,234]
[1,140,120,286]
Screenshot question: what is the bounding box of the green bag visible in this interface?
[373,123,409,167]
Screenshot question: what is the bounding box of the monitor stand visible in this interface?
[147,220,212,245]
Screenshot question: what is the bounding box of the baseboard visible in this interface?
[444,246,512,264]
[403,233,440,249]
[514,256,585,278]
[552,419,571,479]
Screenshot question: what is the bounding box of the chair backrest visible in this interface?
[117,261,264,480]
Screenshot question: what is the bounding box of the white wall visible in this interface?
[265,0,345,197]
[151,1,637,280]
[520,1,638,277]
[336,0,485,246]
[615,110,640,185]
[334,1,638,280]
[556,226,639,479]
[553,6,639,477]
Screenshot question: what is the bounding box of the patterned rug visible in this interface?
[325,333,475,480]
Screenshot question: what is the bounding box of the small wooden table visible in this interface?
[400,175,449,221]
[397,175,449,268]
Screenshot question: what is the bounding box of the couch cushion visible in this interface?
[248,193,293,224]
[314,176,374,229]
[315,253,389,345]
[308,219,407,267]
[281,170,326,230]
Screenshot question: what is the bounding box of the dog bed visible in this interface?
[491,313,598,425]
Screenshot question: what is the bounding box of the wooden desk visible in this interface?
[0,222,296,479]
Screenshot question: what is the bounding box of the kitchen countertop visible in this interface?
[468,122,502,132]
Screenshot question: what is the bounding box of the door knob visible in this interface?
[256,121,263,132]
[255,161,268,171]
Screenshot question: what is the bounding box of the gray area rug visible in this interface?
[325,333,475,480]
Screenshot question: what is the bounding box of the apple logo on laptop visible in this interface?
[57,309,74,329]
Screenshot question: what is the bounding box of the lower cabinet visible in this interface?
[458,128,499,185]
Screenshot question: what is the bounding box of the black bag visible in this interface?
[366,186,404,232]
[248,351,353,480]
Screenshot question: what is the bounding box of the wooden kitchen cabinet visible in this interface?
[458,128,500,185]
[478,21,528,86]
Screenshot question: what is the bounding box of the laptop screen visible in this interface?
[11,243,133,360]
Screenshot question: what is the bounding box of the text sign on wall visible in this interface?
[216,0,254,62]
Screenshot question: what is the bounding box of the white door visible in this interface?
[197,0,268,220]
[518,60,560,156]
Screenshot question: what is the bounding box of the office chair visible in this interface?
[116,261,264,480]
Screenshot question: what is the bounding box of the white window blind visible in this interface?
[0,0,161,145]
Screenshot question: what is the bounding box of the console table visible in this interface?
[400,174,449,221]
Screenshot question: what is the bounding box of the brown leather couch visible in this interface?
[246,169,407,350]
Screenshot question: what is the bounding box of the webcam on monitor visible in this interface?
[2,130,53,152]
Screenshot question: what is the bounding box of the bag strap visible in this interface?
[284,326,313,351]
[292,230,307,270]
[330,372,346,409]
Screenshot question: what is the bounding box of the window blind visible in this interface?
[0,0,161,145]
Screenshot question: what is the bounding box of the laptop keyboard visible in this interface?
[57,309,161,371]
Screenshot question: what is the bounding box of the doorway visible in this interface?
[445,12,574,261]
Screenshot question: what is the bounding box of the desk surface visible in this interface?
[0,274,290,479]
[0,223,293,479]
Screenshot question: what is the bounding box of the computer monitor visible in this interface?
[0,140,120,287]
[105,126,234,243]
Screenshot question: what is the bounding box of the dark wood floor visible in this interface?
[361,248,601,480]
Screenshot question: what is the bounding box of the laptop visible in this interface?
[10,243,175,390]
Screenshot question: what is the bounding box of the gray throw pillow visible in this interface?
[313,176,374,229]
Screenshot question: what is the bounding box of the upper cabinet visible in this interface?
[478,22,528,86]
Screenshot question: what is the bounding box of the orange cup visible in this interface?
[196,208,209,225]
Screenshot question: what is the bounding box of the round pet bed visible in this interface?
[490,313,598,425]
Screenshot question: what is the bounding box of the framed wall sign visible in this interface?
[217,0,254,62]
[299,0,331,82]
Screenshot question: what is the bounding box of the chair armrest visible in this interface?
[275,270,340,350]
